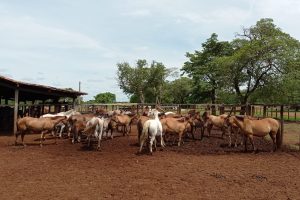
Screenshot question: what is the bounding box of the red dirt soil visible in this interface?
[0,127,300,200]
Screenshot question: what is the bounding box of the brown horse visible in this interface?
[202,111,228,138]
[68,113,95,143]
[225,115,281,152]
[16,116,67,147]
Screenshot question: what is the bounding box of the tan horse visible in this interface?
[225,115,281,152]
[111,114,138,136]
[161,116,194,146]
[16,116,67,147]
[202,111,228,138]
[137,116,150,145]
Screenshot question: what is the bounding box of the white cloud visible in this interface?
[122,9,151,17]
[0,15,100,49]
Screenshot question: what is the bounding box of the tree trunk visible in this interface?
[139,92,145,104]
[211,89,216,115]
[240,95,249,115]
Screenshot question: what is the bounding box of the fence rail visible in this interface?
[76,103,300,121]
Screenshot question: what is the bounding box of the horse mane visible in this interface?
[235,115,245,121]
[202,111,209,119]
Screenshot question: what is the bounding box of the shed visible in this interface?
[0,75,86,135]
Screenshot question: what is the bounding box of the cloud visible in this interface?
[0,68,8,72]
[0,15,101,49]
[122,9,151,17]
[86,79,104,83]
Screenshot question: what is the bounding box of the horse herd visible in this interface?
[14,108,281,154]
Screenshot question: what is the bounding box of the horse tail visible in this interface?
[140,121,150,145]
[276,122,282,149]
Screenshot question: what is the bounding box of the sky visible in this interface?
[0,0,299,101]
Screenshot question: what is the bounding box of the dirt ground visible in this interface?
[0,126,300,200]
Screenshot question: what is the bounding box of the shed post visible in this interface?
[41,100,45,115]
[73,97,76,111]
[13,89,19,135]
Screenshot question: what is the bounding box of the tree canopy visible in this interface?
[93,92,116,103]
[117,59,175,103]
[115,18,300,105]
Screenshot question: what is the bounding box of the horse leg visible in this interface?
[40,131,46,147]
[149,136,155,155]
[139,137,144,153]
[21,132,26,147]
[126,124,130,136]
[87,135,92,149]
[59,124,65,139]
[208,124,213,137]
[52,130,57,145]
[191,125,195,140]
[221,127,225,139]
[200,127,204,140]
[248,134,256,152]
[178,132,182,146]
[97,127,103,151]
[153,138,157,151]
[110,128,114,139]
[160,134,165,148]
[269,132,277,152]
[228,128,232,147]
[244,135,248,152]
[15,131,19,146]
[122,125,125,136]
[72,126,77,144]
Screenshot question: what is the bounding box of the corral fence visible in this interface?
[77,103,300,121]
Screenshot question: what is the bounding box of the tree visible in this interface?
[161,77,193,104]
[182,33,233,104]
[219,18,300,104]
[94,92,116,103]
[117,59,174,103]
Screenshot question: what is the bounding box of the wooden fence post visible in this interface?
[251,106,255,116]
[263,105,267,118]
[280,105,284,148]
[219,104,225,114]
[177,104,181,115]
[211,105,216,115]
